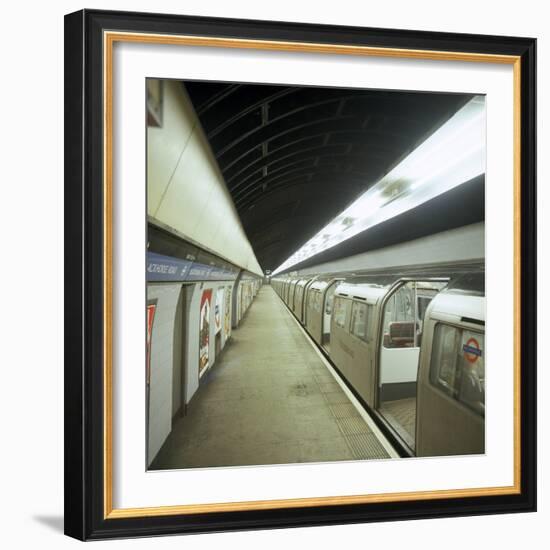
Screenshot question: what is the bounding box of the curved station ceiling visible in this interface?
[184,82,475,272]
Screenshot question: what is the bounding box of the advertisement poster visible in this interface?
[199,289,212,376]
[224,288,232,339]
[146,303,156,386]
[215,288,223,334]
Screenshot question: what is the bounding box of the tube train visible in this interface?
[271,263,485,457]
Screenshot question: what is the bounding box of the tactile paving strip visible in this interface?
[346,433,390,460]
[337,415,372,436]
[311,369,390,460]
[329,403,360,419]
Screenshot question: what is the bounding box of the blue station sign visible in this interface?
[147,252,239,282]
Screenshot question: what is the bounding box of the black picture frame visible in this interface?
[64,9,537,541]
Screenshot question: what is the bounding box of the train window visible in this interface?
[430,324,460,392]
[382,283,416,348]
[430,324,485,416]
[350,302,372,342]
[325,286,336,315]
[309,290,321,313]
[385,286,413,327]
[417,296,432,322]
[382,282,445,348]
[333,297,347,328]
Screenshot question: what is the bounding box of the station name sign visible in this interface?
[147,252,239,282]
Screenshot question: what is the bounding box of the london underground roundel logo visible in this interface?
[463,337,482,363]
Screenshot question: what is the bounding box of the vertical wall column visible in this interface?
[231,270,243,329]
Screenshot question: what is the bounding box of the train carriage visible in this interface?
[283,278,295,305]
[292,277,315,321]
[288,278,300,309]
[304,278,344,350]
[416,273,485,456]
[330,279,390,408]
[325,267,483,456]
[271,214,486,460]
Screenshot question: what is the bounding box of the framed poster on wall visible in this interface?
[199,288,212,376]
[224,288,232,339]
[215,288,223,334]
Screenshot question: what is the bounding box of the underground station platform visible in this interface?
[144,79,486,471]
[151,286,394,470]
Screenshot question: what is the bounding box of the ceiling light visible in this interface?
[272,95,485,275]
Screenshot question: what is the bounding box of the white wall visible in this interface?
[146,281,236,464]
[146,283,183,465]
[147,79,263,276]
[1,1,547,549]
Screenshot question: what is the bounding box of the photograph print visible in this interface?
[145,78,486,470]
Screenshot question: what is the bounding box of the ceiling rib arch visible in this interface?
[184,81,473,271]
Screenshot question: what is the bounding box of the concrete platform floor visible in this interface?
[150,285,390,470]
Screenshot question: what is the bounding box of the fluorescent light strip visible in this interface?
[272,96,486,275]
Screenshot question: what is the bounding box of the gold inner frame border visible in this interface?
[102,30,522,519]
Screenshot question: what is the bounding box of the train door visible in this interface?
[289,281,297,309]
[302,281,311,323]
[321,283,337,352]
[376,280,447,451]
[293,283,302,317]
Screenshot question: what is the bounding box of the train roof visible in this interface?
[430,292,485,323]
[428,272,485,323]
[309,277,344,292]
[309,280,330,291]
[334,281,389,304]
[333,269,483,306]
